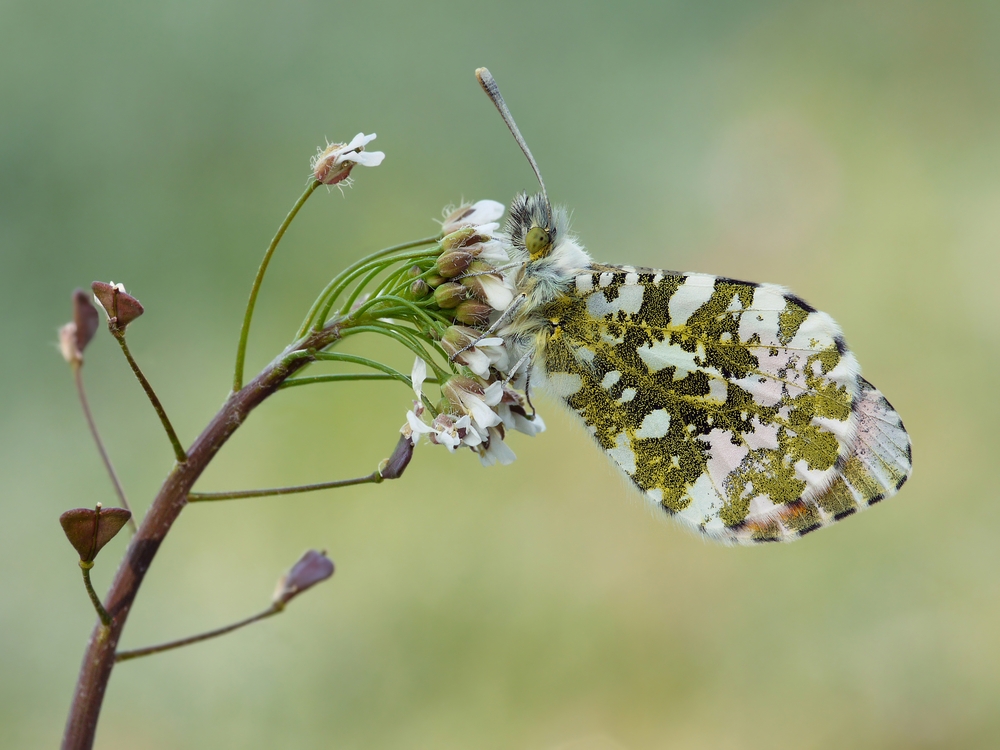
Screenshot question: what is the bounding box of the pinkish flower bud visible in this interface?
[91,282,144,328]
[433,282,468,309]
[272,550,335,608]
[409,279,430,298]
[59,504,132,563]
[453,299,492,326]
[311,133,385,186]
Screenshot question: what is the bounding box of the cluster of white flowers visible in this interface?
[401,200,544,466]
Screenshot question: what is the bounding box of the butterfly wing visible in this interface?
[535,264,911,544]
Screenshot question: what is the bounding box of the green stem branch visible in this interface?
[233,180,320,392]
[188,471,382,502]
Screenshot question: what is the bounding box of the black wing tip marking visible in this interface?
[785,293,817,313]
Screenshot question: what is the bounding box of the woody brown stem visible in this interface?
[61,324,340,750]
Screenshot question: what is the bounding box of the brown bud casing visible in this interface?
[91,282,144,328]
[59,505,132,563]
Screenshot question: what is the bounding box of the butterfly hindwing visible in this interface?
[534,264,912,544]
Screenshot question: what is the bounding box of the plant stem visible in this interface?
[61,324,340,750]
[72,366,137,533]
[188,471,382,502]
[110,326,187,464]
[278,372,404,388]
[233,180,320,392]
[298,236,439,336]
[116,606,280,662]
[80,562,112,629]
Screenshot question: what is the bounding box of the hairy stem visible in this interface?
[110,326,187,464]
[61,324,341,750]
[233,180,320,392]
[73,366,136,533]
[116,606,280,662]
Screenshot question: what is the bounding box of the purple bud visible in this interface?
[72,289,100,353]
[273,550,335,608]
[379,434,414,480]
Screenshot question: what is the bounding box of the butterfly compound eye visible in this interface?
[526,226,552,259]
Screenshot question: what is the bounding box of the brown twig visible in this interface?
[61,324,340,750]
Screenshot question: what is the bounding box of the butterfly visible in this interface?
[476,68,912,544]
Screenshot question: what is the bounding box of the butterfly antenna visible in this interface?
[476,67,550,214]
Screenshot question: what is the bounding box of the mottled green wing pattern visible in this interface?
[535,264,911,544]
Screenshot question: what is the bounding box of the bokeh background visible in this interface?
[2,1,998,748]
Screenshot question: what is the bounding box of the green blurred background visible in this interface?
[2,1,998,748]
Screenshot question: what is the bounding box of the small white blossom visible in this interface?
[311,133,385,185]
[441,200,505,235]
[478,426,517,466]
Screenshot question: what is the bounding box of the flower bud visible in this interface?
[441,226,477,251]
[379,434,414,479]
[440,325,480,358]
[453,299,492,326]
[72,289,99,354]
[91,281,144,329]
[59,504,132,563]
[433,282,468,309]
[425,274,446,289]
[272,550,335,608]
[436,249,475,278]
[409,279,430,298]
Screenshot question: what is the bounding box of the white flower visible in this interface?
[441,327,509,379]
[498,404,546,437]
[311,133,385,185]
[411,357,427,405]
[478,426,517,466]
[441,200,505,235]
[475,273,514,311]
[443,377,502,432]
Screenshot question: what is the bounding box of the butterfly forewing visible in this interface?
[535,264,912,544]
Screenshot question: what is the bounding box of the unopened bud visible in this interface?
[272,550,335,608]
[407,265,422,277]
[433,282,468,309]
[425,274,446,289]
[59,504,132,563]
[379,434,414,480]
[437,249,475,278]
[409,279,430,298]
[453,299,491,326]
[91,282,144,329]
[441,226,477,251]
[72,289,99,354]
[440,325,479,357]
